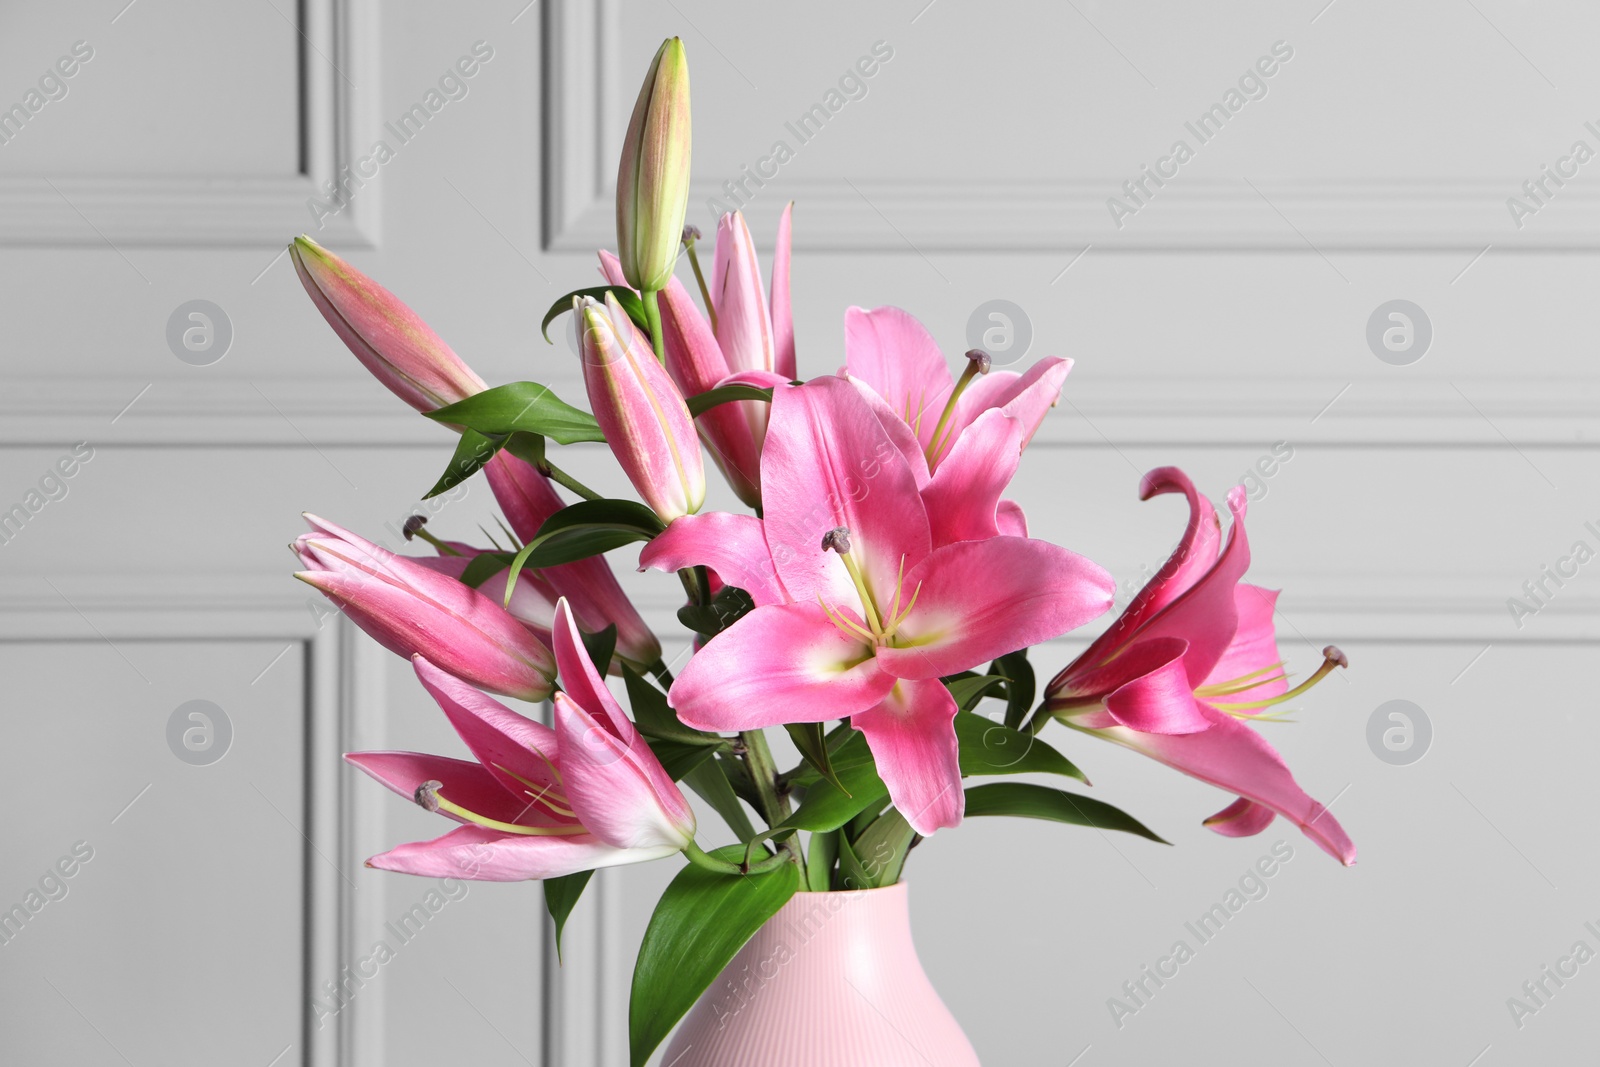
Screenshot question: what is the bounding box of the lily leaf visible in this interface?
[629,846,799,1067]
[963,782,1167,843]
[648,739,720,782]
[543,870,593,961]
[684,382,775,417]
[784,721,847,794]
[677,584,756,638]
[424,382,605,445]
[848,808,916,889]
[682,758,757,842]
[541,285,649,344]
[993,649,1036,730]
[781,755,887,833]
[622,667,722,748]
[955,712,1086,782]
[580,623,617,677]
[423,428,506,499]
[946,673,1007,711]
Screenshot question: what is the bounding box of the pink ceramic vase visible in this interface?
[660,882,980,1066]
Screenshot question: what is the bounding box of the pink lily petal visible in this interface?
[366,823,679,882]
[771,202,796,380]
[669,602,893,731]
[1127,486,1252,686]
[996,500,1028,537]
[876,536,1114,681]
[850,677,963,835]
[760,377,932,610]
[638,512,788,606]
[484,453,661,672]
[711,212,775,375]
[1083,704,1357,865]
[843,305,953,451]
[345,751,568,828]
[919,409,1023,548]
[555,692,696,850]
[947,356,1072,455]
[1202,584,1289,704]
[1053,635,1189,702]
[410,657,566,812]
[843,372,932,489]
[412,552,559,644]
[1102,642,1215,735]
[1069,467,1222,673]
[1203,797,1278,838]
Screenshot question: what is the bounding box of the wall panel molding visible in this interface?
[0,0,379,247]
[538,0,1600,252]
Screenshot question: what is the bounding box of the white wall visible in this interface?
[2,1,1597,1064]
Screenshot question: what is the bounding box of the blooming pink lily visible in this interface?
[1044,468,1357,865]
[641,376,1113,834]
[295,514,556,702]
[576,292,705,522]
[599,205,794,508]
[348,600,696,881]
[484,452,661,672]
[844,305,1072,532]
[290,235,487,413]
[412,538,562,650]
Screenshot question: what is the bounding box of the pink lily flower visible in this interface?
[412,539,562,650]
[348,600,696,881]
[483,452,662,673]
[1043,468,1357,865]
[576,292,705,523]
[640,377,1114,835]
[294,514,556,702]
[843,305,1073,529]
[598,205,794,508]
[290,235,487,413]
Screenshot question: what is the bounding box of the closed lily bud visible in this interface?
[577,293,704,522]
[290,235,486,413]
[616,37,691,292]
[294,515,556,702]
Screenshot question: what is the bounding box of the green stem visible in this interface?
[682,838,788,876]
[643,287,667,364]
[740,728,806,882]
[539,459,603,502]
[684,238,718,333]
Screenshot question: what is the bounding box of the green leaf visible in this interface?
[580,623,616,677]
[994,649,1036,730]
[955,712,1086,782]
[534,497,667,540]
[541,285,649,344]
[424,428,506,499]
[648,739,720,782]
[622,667,721,748]
[946,673,1008,712]
[835,833,873,893]
[457,552,511,589]
[629,846,799,1067]
[684,382,775,417]
[424,382,605,445]
[682,758,757,842]
[963,782,1168,843]
[783,721,847,794]
[848,808,916,889]
[806,829,838,893]
[781,756,887,833]
[677,584,756,639]
[543,870,593,961]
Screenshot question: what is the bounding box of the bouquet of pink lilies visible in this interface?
[289,37,1354,1065]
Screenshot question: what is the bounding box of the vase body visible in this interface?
[660,881,979,1066]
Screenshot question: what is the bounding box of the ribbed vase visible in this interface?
[660,881,980,1066]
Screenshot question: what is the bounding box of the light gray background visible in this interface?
[2,1,1595,1064]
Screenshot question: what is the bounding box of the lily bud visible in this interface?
[294,514,556,702]
[616,37,691,292]
[289,235,487,413]
[577,293,705,522]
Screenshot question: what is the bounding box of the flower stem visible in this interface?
[739,728,806,882]
[643,287,667,364]
[539,458,603,502]
[683,838,790,876]
[684,236,718,333]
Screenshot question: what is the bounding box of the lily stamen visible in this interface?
[1210,646,1349,712]
[822,527,885,637]
[924,349,992,465]
[1195,662,1290,698]
[413,780,587,837]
